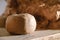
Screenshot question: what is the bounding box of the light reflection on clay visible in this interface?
[56,11,60,20]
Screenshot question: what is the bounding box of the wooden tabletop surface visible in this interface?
[0,28,60,40]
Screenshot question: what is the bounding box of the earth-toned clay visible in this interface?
[6,13,36,34]
[0,16,6,27]
[3,0,60,30]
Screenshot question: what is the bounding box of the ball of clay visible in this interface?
[5,13,36,34]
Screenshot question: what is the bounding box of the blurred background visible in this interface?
[0,0,7,16]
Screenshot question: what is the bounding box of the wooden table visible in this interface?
[0,28,60,40]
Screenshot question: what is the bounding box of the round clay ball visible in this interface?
[5,13,36,34]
